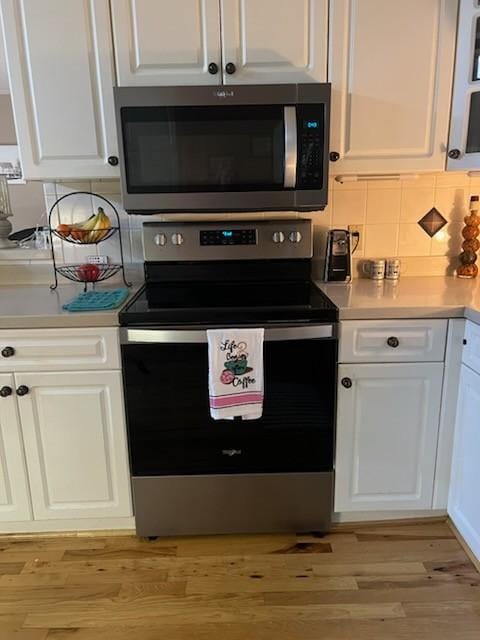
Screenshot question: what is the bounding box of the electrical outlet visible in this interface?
[87,255,109,265]
[348,224,364,253]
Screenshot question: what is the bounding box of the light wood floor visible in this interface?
[0,519,479,639]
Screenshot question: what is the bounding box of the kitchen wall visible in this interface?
[41,171,478,278]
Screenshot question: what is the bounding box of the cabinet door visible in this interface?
[447,1,480,170]
[0,0,118,179]
[329,0,457,174]
[448,365,480,560]
[335,362,444,512]
[111,0,222,86]
[16,370,132,520]
[0,373,32,523]
[220,0,327,84]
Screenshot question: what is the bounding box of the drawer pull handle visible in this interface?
[16,385,29,396]
[387,336,400,348]
[1,346,15,358]
[0,386,12,397]
[341,377,353,389]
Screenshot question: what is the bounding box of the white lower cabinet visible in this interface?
[0,373,32,522]
[448,364,480,560]
[335,362,444,512]
[15,370,132,521]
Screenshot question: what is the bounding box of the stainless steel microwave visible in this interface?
[114,84,330,214]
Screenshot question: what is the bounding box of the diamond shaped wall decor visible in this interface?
[418,207,448,237]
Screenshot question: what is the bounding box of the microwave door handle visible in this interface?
[283,106,297,189]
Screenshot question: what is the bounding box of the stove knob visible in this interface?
[289,230,302,243]
[272,231,285,244]
[153,233,167,246]
[171,232,184,246]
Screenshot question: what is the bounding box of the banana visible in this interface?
[88,208,112,242]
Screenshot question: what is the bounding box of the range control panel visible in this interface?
[143,220,313,262]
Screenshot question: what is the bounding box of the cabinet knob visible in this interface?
[341,377,353,389]
[1,346,15,358]
[448,148,461,159]
[0,386,12,398]
[225,62,236,75]
[208,62,219,75]
[329,151,340,162]
[387,336,400,348]
[107,156,119,166]
[16,385,29,396]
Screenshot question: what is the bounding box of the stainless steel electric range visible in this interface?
[119,219,338,538]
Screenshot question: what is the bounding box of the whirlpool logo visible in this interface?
[214,90,234,98]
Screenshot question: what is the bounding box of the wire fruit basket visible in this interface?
[51,226,119,245]
[48,191,131,292]
[55,264,123,284]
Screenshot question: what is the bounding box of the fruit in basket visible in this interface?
[88,207,112,242]
[77,263,100,282]
[56,223,71,238]
[69,227,85,241]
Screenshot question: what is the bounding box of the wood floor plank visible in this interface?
[24,601,405,628]
[0,584,122,613]
[0,561,25,575]
[0,614,48,640]
[185,575,358,594]
[61,546,177,561]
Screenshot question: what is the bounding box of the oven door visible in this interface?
[121,325,337,477]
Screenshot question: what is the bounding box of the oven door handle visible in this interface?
[121,325,335,344]
[283,106,297,189]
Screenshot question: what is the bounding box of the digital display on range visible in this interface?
[306,120,319,129]
[200,229,257,246]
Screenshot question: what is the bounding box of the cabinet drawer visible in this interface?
[463,321,480,375]
[339,320,448,363]
[0,328,120,372]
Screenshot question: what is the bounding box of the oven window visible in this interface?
[121,105,285,192]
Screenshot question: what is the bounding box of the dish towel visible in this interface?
[207,328,265,420]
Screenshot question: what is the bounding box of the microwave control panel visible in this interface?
[297,105,324,190]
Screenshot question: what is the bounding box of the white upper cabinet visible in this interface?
[16,370,132,521]
[335,362,444,512]
[448,0,480,170]
[220,0,328,84]
[0,373,32,523]
[0,0,119,180]
[111,0,222,86]
[329,0,458,174]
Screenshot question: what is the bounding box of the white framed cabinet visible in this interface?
[0,327,132,533]
[329,0,458,174]
[335,362,444,512]
[110,0,222,86]
[16,370,132,521]
[0,373,32,522]
[448,325,480,560]
[0,0,119,180]
[447,0,480,170]
[220,0,328,85]
[111,0,328,86]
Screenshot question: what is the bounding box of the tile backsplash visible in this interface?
[42,171,480,278]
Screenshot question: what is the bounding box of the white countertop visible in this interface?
[1,276,480,329]
[0,283,141,329]
[316,276,480,323]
